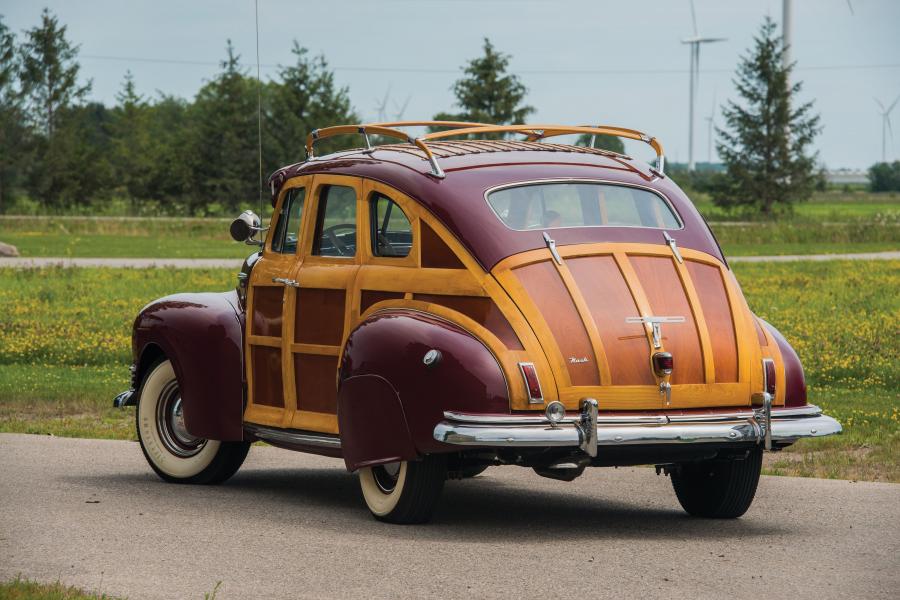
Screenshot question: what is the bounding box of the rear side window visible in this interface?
[312,185,357,257]
[371,194,412,258]
[487,182,682,230]
[271,187,305,254]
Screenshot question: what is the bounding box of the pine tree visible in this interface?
[713,17,821,215]
[432,38,533,135]
[110,71,153,206]
[0,16,26,211]
[268,42,357,164]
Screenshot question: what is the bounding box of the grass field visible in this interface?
[1,192,897,259]
[0,261,897,482]
[0,577,123,600]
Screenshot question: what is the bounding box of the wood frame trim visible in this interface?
[672,259,716,384]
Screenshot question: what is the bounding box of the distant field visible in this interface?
[0,261,897,482]
[2,196,898,258]
[692,189,900,221]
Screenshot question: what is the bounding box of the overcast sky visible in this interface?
[4,0,900,169]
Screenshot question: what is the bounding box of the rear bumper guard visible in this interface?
[433,398,842,457]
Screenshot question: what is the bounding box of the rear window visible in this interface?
[486,182,682,230]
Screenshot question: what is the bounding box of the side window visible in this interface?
[271,187,305,254]
[371,194,412,258]
[312,185,357,257]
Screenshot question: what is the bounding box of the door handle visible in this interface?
[272,277,300,288]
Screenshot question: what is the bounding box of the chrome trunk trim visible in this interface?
[244,424,342,449]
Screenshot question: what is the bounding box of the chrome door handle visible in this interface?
[272,277,300,288]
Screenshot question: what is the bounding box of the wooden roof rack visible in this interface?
[305,121,666,179]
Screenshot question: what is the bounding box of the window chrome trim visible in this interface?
[483,178,685,232]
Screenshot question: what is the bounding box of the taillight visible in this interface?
[518,362,543,404]
[763,358,776,396]
[652,352,673,377]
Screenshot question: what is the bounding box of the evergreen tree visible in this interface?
[713,17,821,215]
[268,42,357,164]
[575,133,625,154]
[18,8,94,208]
[110,71,153,206]
[0,16,26,211]
[432,38,533,136]
[189,40,259,214]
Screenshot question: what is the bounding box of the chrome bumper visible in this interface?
[433,399,841,457]
[113,389,135,408]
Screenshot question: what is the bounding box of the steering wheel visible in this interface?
[323,224,356,256]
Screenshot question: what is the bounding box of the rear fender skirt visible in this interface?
[132,291,245,441]
[760,320,807,407]
[338,309,509,462]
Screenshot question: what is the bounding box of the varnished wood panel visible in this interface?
[295,354,339,415]
[421,221,465,269]
[251,345,284,407]
[687,261,738,383]
[360,289,405,313]
[295,288,346,346]
[629,256,704,385]
[753,317,768,346]
[567,255,655,385]
[514,260,600,386]
[413,294,524,350]
[251,286,284,338]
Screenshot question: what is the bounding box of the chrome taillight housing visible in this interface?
[652,352,673,377]
[763,358,776,396]
[518,362,543,404]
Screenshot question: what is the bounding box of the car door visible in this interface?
[243,179,310,428]
[287,174,362,434]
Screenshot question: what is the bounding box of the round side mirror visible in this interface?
[230,210,261,242]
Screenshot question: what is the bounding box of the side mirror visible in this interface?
[230,210,265,245]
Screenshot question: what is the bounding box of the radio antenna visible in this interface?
[254,0,263,217]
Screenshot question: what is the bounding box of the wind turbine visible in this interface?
[704,92,716,165]
[374,85,392,122]
[682,0,726,172]
[875,95,900,162]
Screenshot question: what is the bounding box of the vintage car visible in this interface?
[115,121,841,523]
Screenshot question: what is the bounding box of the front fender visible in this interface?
[337,310,509,470]
[132,291,244,441]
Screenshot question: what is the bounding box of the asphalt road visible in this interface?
[1,434,897,600]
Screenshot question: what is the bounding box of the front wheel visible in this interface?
[358,456,446,523]
[136,359,250,485]
[671,448,763,518]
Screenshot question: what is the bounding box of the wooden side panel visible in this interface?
[413,293,524,350]
[629,256,704,385]
[295,288,346,346]
[250,287,284,337]
[687,261,739,383]
[514,260,599,386]
[360,289,405,313]
[295,354,339,414]
[567,255,654,385]
[421,221,465,269]
[251,345,284,408]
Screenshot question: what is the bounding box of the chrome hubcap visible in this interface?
[156,381,206,457]
[372,462,401,493]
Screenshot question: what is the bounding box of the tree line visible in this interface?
[2,10,857,218]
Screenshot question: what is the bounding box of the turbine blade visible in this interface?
[888,94,900,114]
[874,97,885,112]
[887,116,894,141]
[690,0,698,36]
[847,0,855,15]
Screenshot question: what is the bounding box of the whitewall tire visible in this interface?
[358,456,446,523]
[136,359,249,484]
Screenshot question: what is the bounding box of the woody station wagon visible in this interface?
[115,121,841,523]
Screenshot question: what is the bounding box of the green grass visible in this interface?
[0,577,123,600]
[692,189,900,221]
[0,262,897,482]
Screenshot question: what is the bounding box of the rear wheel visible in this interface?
[358,456,446,523]
[671,448,763,518]
[136,359,250,484]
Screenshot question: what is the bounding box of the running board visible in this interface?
[244,424,342,449]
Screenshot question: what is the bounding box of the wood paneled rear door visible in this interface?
[244,181,309,428]
[287,175,362,434]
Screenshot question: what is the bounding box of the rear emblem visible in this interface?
[625,316,685,349]
[568,356,590,364]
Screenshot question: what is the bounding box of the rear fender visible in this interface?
[132,291,245,440]
[337,309,509,471]
[760,320,808,407]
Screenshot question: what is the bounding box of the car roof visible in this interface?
[269,141,725,271]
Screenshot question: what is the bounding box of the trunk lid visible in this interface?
[493,243,763,410]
